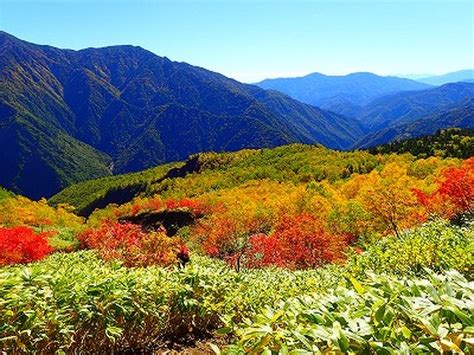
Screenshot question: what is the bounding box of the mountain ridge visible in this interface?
[255,71,431,114]
[354,96,474,148]
[415,69,474,86]
[356,82,474,132]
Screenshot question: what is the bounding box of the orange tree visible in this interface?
[354,163,425,237]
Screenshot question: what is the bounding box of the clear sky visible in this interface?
[1,0,472,83]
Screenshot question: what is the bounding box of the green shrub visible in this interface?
[0,187,13,202]
[46,227,80,251]
[227,270,474,354]
[0,252,340,352]
[348,220,474,277]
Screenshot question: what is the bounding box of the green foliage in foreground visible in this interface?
[350,220,474,278]
[0,252,340,353]
[227,270,474,354]
[0,221,473,353]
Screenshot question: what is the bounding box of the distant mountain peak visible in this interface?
[346,72,380,77]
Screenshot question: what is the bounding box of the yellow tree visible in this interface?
[356,163,424,237]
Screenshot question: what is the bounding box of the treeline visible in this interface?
[368,128,474,159]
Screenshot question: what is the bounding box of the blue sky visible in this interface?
[1,0,472,82]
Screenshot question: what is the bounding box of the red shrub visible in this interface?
[412,187,451,218]
[198,217,241,258]
[243,214,348,269]
[439,158,474,214]
[413,158,474,218]
[79,221,182,267]
[0,226,53,265]
[205,246,219,257]
[274,214,347,269]
[245,233,286,268]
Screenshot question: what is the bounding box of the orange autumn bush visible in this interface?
[79,221,183,267]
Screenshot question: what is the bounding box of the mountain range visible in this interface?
[0,31,362,199]
[415,70,474,86]
[354,97,474,148]
[255,72,474,146]
[255,72,431,116]
[1,31,473,199]
[356,82,474,132]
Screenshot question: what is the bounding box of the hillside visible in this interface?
[355,97,474,148]
[0,31,363,199]
[2,1,474,353]
[51,144,383,215]
[52,131,474,216]
[358,82,474,132]
[255,72,430,115]
[255,73,474,144]
[367,128,474,159]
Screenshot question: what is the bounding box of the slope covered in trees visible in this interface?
[356,82,474,132]
[50,145,383,215]
[355,97,474,148]
[368,128,474,159]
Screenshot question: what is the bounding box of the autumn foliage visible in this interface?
[244,214,348,269]
[79,221,183,267]
[120,197,207,217]
[0,196,83,229]
[2,149,470,271]
[0,227,53,265]
[438,158,474,213]
[414,157,474,218]
[186,158,474,269]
